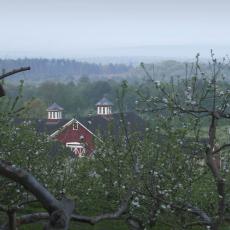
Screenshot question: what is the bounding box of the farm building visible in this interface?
[36,96,145,156]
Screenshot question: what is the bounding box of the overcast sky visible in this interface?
[0,0,230,59]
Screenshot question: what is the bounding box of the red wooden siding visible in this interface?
[54,122,94,154]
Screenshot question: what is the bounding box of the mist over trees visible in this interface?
[3,56,230,119]
[2,58,230,85]
[0,58,132,84]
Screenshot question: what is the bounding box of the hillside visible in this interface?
[0,58,133,84]
[2,58,230,84]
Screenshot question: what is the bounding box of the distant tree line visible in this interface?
[0,58,133,84]
[3,58,230,85]
[4,77,139,118]
[4,72,230,121]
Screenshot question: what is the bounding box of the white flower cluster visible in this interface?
[131,197,140,208]
[155,81,161,87]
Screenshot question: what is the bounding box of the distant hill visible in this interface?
[0,58,133,84]
[2,58,230,85]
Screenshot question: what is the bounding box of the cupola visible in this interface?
[96,96,113,115]
[47,102,64,120]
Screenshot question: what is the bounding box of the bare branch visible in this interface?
[126,217,144,230]
[0,160,60,213]
[212,143,230,155]
[45,197,74,230]
[0,67,30,80]
[17,212,49,225]
[150,194,213,226]
[71,195,130,224]
[183,221,211,228]
[16,192,131,227]
[185,204,212,225]
[0,160,76,230]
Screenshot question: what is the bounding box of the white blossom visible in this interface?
[162,98,168,103]
[155,81,161,87]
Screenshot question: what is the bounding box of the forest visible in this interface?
[4,77,139,118]
[3,58,230,85]
[0,58,133,84]
[2,54,230,230]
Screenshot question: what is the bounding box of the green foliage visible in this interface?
[5,79,139,118]
[0,87,74,226]
[3,54,230,229]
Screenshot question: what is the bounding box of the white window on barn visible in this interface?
[66,142,86,157]
[73,122,78,130]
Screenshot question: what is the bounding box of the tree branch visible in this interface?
[0,160,76,230]
[16,191,131,226]
[185,204,212,225]
[72,197,129,224]
[150,194,213,227]
[16,212,49,225]
[212,143,230,155]
[0,160,60,213]
[0,67,30,97]
[0,67,30,80]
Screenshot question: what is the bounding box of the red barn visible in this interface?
[50,119,96,156]
[36,97,145,156]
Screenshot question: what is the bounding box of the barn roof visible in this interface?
[35,119,69,135]
[32,112,145,137]
[96,97,113,106]
[79,112,145,137]
[13,111,146,142]
[47,102,64,111]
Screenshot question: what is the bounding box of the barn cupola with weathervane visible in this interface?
[96,96,113,115]
[47,102,64,121]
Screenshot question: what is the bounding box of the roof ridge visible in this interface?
[96,96,113,106]
[47,102,64,111]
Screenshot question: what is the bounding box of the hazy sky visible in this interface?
[0,0,230,59]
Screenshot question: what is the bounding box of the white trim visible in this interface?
[66,142,86,156]
[50,118,75,137]
[66,142,83,148]
[50,118,98,139]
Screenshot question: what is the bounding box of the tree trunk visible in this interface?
[7,210,17,230]
[126,217,144,230]
[44,198,75,230]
